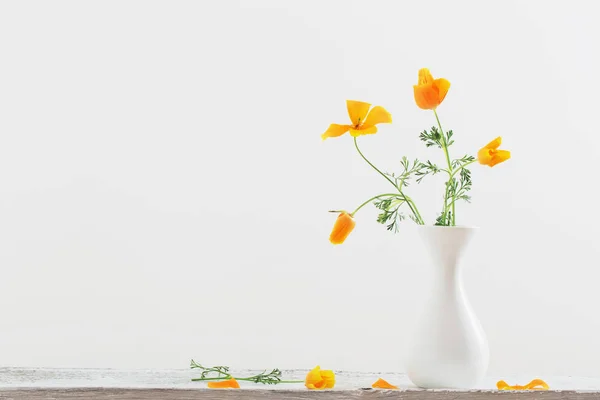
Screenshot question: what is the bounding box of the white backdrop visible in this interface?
[1,0,600,377]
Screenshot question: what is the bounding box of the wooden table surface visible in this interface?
[2,367,600,399]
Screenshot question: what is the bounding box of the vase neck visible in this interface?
[418,226,476,273]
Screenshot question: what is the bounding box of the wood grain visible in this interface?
[0,389,598,400]
[2,368,600,399]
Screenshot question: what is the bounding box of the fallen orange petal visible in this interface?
[497,379,549,390]
[207,378,240,389]
[372,378,399,389]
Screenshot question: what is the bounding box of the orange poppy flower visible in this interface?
[497,379,549,390]
[328,212,356,245]
[413,68,451,110]
[477,137,511,167]
[207,378,240,389]
[321,100,392,140]
[305,366,335,390]
[372,378,399,389]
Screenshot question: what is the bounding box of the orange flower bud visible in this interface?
[413,68,451,110]
[329,212,356,245]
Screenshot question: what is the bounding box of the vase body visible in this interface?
[407,226,489,389]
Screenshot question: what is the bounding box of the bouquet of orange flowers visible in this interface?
[323,68,510,244]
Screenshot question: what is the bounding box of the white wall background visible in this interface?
[1,0,600,377]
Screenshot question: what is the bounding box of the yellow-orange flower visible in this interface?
[207,378,240,389]
[321,100,392,140]
[477,137,511,167]
[328,212,356,245]
[372,378,399,389]
[305,366,335,390]
[497,379,549,391]
[413,68,451,110]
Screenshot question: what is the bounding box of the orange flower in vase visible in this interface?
[321,100,392,140]
[320,67,515,390]
[413,68,451,110]
[478,137,511,167]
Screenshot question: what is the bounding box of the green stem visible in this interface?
[353,136,397,189]
[446,193,467,208]
[237,378,304,384]
[353,137,424,224]
[351,193,399,216]
[401,196,421,225]
[192,377,232,381]
[191,376,303,384]
[433,109,455,225]
[450,159,476,179]
[404,195,424,225]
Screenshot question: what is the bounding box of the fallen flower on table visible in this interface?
[207,378,240,389]
[305,366,335,390]
[497,379,549,390]
[371,378,399,389]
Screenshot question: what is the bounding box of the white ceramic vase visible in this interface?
[407,226,489,389]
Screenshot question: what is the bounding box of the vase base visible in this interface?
[407,366,486,389]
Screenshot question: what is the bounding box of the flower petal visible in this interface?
[320,370,336,389]
[350,125,378,137]
[305,366,325,390]
[526,379,550,390]
[413,84,440,110]
[207,378,240,389]
[322,124,351,140]
[433,78,451,104]
[497,379,549,391]
[484,136,502,150]
[329,213,356,245]
[414,69,450,110]
[418,68,434,85]
[346,100,371,126]
[372,378,399,389]
[363,106,392,127]
[489,150,511,167]
[477,147,494,166]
